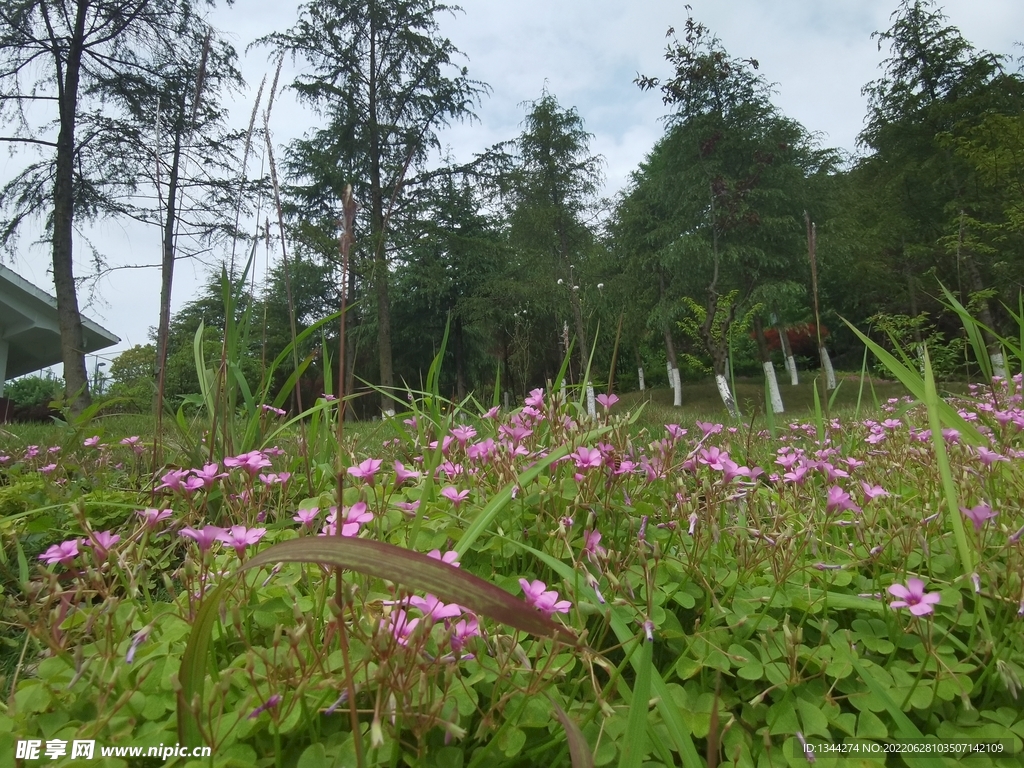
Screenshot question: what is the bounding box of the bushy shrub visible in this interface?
[4,373,62,408]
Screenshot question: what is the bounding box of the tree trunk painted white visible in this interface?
[503,390,510,410]
[764,361,784,413]
[785,355,798,385]
[916,345,925,376]
[820,346,837,390]
[671,367,682,407]
[586,381,596,419]
[991,352,1007,380]
[638,367,645,391]
[716,373,739,420]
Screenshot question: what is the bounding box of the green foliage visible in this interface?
[106,344,156,412]
[867,311,966,381]
[3,374,62,409]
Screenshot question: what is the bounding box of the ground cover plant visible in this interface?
[2,335,1024,767]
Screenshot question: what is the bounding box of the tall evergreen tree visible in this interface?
[259,0,486,414]
[501,91,604,383]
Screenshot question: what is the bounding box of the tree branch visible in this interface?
[0,136,58,147]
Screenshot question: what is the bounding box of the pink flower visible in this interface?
[695,421,722,436]
[861,482,889,503]
[224,451,272,475]
[960,503,997,532]
[783,465,810,485]
[519,578,571,617]
[179,526,227,552]
[428,549,460,567]
[441,486,470,508]
[260,404,287,416]
[292,508,320,527]
[570,446,602,470]
[975,447,1008,467]
[39,539,81,566]
[698,446,729,471]
[39,463,57,474]
[450,425,477,445]
[121,436,145,456]
[826,486,861,514]
[450,616,481,651]
[323,502,374,537]
[582,530,606,561]
[193,463,227,488]
[259,472,291,486]
[218,525,267,557]
[137,508,173,529]
[408,594,463,622]
[395,500,421,516]
[720,459,753,483]
[347,458,383,483]
[85,530,120,561]
[383,609,420,646]
[83,435,101,448]
[525,388,545,408]
[156,468,189,492]
[467,438,497,463]
[775,453,800,469]
[499,424,532,443]
[393,461,420,485]
[482,406,500,419]
[888,578,941,616]
[183,476,206,493]
[664,423,686,441]
[439,460,463,480]
[596,393,619,410]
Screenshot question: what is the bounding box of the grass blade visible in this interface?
[922,348,976,585]
[842,317,984,445]
[244,538,577,644]
[551,699,595,768]
[177,582,228,745]
[618,635,652,768]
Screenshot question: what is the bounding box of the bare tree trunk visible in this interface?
[155,92,186,417]
[51,2,91,416]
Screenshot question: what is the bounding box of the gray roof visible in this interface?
[0,262,120,380]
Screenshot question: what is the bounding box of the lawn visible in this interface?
[1,371,1022,767]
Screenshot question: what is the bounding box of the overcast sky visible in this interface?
[3,0,1023,380]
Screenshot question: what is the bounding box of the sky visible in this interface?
[2,0,1023,381]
